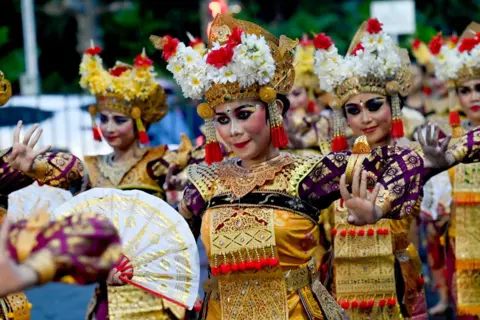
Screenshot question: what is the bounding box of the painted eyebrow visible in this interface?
[345,97,384,107]
[215,104,256,116]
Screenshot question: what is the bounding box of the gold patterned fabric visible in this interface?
[0,293,31,320]
[450,162,480,316]
[188,154,347,320]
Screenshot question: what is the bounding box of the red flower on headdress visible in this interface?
[134,54,153,67]
[189,38,204,48]
[85,46,102,55]
[366,18,383,34]
[412,39,422,50]
[313,33,333,50]
[300,34,313,46]
[428,34,444,55]
[449,35,459,45]
[352,42,365,55]
[206,46,234,68]
[162,36,180,62]
[110,66,129,77]
[458,37,479,53]
[227,27,243,48]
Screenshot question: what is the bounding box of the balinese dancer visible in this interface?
[427,21,480,319]
[286,35,331,152]
[313,19,428,319]
[0,72,122,320]
[8,49,189,319]
[151,13,426,319]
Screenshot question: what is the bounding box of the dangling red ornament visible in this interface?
[246,260,255,270]
[449,110,461,126]
[307,100,315,113]
[379,299,387,308]
[271,125,289,149]
[238,261,246,272]
[205,141,224,165]
[341,300,350,310]
[367,228,375,236]
[332,135,348,152]
[268,257,279,268]
[211,266,220,275]
[351,300,359,309]
[360,300,368,310]
[367,300,375,308]
[357,229,365,236]
[138,130,149,145]
[254,260,262,270]
[260,257,268,268]
[340,229,347,237]
[391,118,405,139]
[231,263,239,272]
[387,298,396,307]
[220,263,231,274]
[349,229,356,237]
[332,229,338,236]
[92,127,102,142]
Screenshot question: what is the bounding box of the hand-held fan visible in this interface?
[8,182,73,222]
[52,188,200,310]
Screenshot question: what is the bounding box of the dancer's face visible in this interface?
[215,99,273,161]
[344,93,392,148]
[457,79,480,125]
[288,86,309,110]
[99,109,136,149]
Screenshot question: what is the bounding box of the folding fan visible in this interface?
[7,182,73,222]
[52,188,200,310]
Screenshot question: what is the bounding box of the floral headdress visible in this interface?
[411,39,434,74]
[293,35,320,112]
[79,45,168,144]
[0,71,12,106]
[150,13,297,165]
[428,22,480,137]
[314,18,413,151]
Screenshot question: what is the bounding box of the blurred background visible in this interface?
[1,0,478,318]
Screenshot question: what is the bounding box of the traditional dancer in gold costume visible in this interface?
[428,22,480,319]
[0,72,122,320]
[151,13,428,319]
[313,18,428,319]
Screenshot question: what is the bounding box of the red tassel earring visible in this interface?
[260,87,289,149]
[131,107,149,145]
[330,97,348,152]
[386,81,404,139]
[197,103,223,165]
[88,105,102,142]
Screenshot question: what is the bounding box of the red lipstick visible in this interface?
[362,126,378,134]
[233,140,251,149]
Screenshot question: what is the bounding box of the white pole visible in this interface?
[20,0,40,95]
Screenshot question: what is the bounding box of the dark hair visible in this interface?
[277,93,291,116]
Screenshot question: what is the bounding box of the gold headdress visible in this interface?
[293,35,320,110]
[0,71,12,106]
[428,22,480,137]
[151,14,297,164]
[314,19,413,150]
[79,45,168,144]
[411,39,434,73]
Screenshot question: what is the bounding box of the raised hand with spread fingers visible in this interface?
[7,120,51,174]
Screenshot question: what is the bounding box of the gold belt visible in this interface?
[205,260,315,294]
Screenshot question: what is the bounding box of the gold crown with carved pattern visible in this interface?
[79,46,168,143]
[294,35,320,93]
[150,14,298,164]
[0,71,12,106]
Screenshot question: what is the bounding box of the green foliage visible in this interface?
[0,26,24,82]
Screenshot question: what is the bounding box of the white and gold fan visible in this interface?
[8,182,73,222]
[52,188,200,310]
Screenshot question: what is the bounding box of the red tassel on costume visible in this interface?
[92,127,102,142]
[238,261,246,271]
[391,118,404,139]
[231,263,239,272]
[268,257,279,267]
[307,100,315,113]
[271,125,289,149]
[449,110,461,126]
[139,130,149,145]
[220,263,231,274]
[211,266,220,276]
[332,135,348,152]
[205,142,224,165]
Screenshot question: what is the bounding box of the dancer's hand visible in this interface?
[107,256,132,286]
[417,123,454,169]
[340,168,383,226]
[7,121,51,173]
[0,218,38,296]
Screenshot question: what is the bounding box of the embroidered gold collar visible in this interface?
[216,153,293,198]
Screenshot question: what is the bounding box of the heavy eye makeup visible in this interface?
[458,84,480,95]
[345,98,385,115]
[215,105,257,125]
[99,113,130,125]
[291,88,304,97]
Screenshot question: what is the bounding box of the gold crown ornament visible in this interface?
[313,18,413,151]
[293,35,321,112]
[0,71,12,106]
[428,22,480,137]
[150,14,298,165]
[79,44,168,144]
